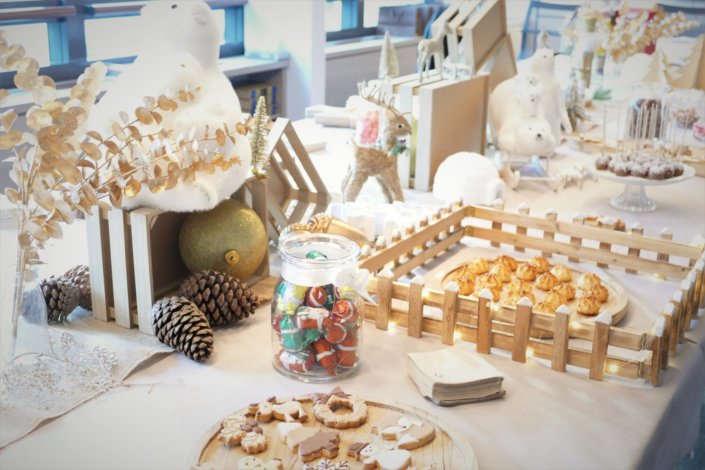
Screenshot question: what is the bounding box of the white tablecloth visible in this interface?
[1,120,704,470]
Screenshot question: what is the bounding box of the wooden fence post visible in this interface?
[568,213,584,263]
[649,317,666,386]
[86,209,110,322]
[515,203,529,253]
[660,310,672,370]
[669,296,681,355]
[512,298,533,362]
[589,312,611,380]
[108,208,134,329]
[441,282,459,345]
[696,259,705,313]
[551,305,571,372]
[657,227,673,266]
[542,209,557,258]
[626,223,644,274]
[408,276,425,338]
[491,199,504,248]
[130,209,155,335]
[477,289,493,354]
[404,225,415,261]
[376,269,394,330]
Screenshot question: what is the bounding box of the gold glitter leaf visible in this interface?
[143,95,156,108]
[26,108,52,130]
[13,71,36,91]
[43,220,62,239]
[124,178,141,197]
[235,122,247,135]
[103,140,120,155]
[0,130,22,149]
[135,107,153,125]
[111,121,127,141]
[108,183,122,207]
[56,159,82,184]
[80,141,102,160]
[86,131,103,142]
[1,110,17,130]
[157,95,177,111]
[18,232,30,248]
[32,85,55,104]
[151,111,162,124]
[4,187,20,204]
[127,125,141,141]
[215,128,226,146]
[77,159,95,169]
[53,199,74,223]
[148,177,168,193]
[38,133,63,153]
[177,90,188,102]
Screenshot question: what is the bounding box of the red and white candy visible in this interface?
[324,321,347,344]
[279,348,314,373]
[313,338,338,375]
[331,299,358,324]
[304,284,338,310]
[336,334,358,368]
[295,307,333,330]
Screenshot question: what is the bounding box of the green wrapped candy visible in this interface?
[275,281,307,315]
[279,315,304,351]
[302,328,323,347]
[305,250,328,260]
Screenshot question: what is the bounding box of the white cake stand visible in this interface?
[595,165,695,212]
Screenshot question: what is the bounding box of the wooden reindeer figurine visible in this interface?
[417,22,451,82]
[342,83,411,203]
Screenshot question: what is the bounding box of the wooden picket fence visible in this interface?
[359,203,705,386]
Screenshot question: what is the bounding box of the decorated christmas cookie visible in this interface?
[372,416,436,450]
[248,397,307,423]
[283,426,319,452]
[237,456,283,470]
[314,394,368,429]
[298,431,341,463]
[362,449,412,470]
[276,422,302,442]
[241,432,267,454]
[302,459,351,470]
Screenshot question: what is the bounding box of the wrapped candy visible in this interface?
[331,299,359,324]
[279,315,304,352]
[324,321,347,344]
[295,306,333,330]
[279,348,314,374]
[275,281,307,315]
[304,284,338,310]
[313,338,338,375]
[336,334,358,368]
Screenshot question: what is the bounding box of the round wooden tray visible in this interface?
[190,396,478,470]
[441,259,628,328]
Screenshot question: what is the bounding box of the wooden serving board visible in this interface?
[440,259,628,329]
[190,397,478,470]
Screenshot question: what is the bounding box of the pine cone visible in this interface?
[40,276,80,323]
[61,265,92,310]
[152,296,213,362]
[178,270,259,327]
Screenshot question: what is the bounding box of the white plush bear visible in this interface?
[89,0,251,212]
[497,116,555,157]
[530,48,572,142]
[432,152,505,206]
[488,73,543,143]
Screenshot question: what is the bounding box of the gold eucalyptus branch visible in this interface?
[0,30,248,336]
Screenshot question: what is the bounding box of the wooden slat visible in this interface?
[407,276,424,338]
[657,228,673,264]
[376,271,394,330]
[471,207,701,260]
[589,317,610,380]
[441,283,459,345]
[284,121,330,195]
[275,140,310,192]
[660,313,671,370]
[476,292,492,353]
[359,207,465,271]
[515,204,529,253]
[626,224,644,274]
[490,199,504,248]
[86,209,110,322]
[130,209,155,335]
[551,305,571,371]
[568,213,584,263]
[467,226,691,279]
[668,299,680,355]
[107,209,134,329]
[677,288,688,343]
[392,229,465,279]
[650,334,662,386]
[542,209,557,258]
[512,300,532,362]
[361,304,645,380]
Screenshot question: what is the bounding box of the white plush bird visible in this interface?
[89,0,251,212]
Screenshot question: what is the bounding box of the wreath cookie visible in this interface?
[314,394,368,429]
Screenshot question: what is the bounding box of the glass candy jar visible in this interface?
[272,233,364,382]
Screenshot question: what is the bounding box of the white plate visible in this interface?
[595,164,695,186]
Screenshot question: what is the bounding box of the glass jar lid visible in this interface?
[278,233,361,287]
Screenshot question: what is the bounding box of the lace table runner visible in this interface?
[0,310,172,448]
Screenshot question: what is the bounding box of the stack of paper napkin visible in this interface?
[407,349,505,406]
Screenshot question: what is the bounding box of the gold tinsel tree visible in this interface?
[249,95,270,179]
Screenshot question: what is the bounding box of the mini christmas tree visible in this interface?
[378,31,399,80]
[250,96,270,179]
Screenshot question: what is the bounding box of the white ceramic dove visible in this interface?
[89,0,251,212]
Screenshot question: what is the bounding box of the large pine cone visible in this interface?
[178,270,259,327]
[61,265,91,310]
[152,296,213,362]
[40,276,80,323]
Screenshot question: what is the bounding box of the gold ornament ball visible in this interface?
[179,199,267,281]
